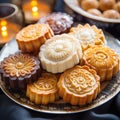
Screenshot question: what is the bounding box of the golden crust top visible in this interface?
[1,53,38,77]
[82,45,119,81]
[16,23,53,41]
[29,73,58,94]
[58,65,100,96]
[26,72,59,104]
[83,45,119,69]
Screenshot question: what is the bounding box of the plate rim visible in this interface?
[0,76,120,114]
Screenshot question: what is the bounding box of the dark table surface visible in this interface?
[0,0,120,120]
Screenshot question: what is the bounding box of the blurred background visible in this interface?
[0,0,120,46]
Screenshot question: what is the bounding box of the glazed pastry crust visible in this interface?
[82,45,119,81]
[58,65,100,106]
[16,23,54,54]
[69,24,106,51]
[26,73,59,105]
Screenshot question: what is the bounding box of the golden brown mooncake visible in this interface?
[58,65,100,106]
[16,23,54,54]
[69,24,106,51]
[0,53,41,90]
[39,34,83,73]
[26,73,59,105]
[82,45,119,81]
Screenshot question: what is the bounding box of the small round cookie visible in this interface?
[58,65,100,106]
[99,0,116,11]
[82,45,119,81]
[26,73,59,105]
[69,24,106,51]
[87,9,102,16]
[38,12,73,35]
[114,2,120,13]
[103,9,120,19]
[81,0,99,11]
[0,53,41,90]
[16,23,54,54]
[39,34,83,73]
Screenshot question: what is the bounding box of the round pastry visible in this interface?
[114,2,120,13]
[39,34,83,73]
[81,0,99,11]
[99,0,116,11]
[58,65,100,106]
[103,9,120,19]
[0,53,41,90]
[69,24,106,51]
[26,72,59,105]
[82,45,119,81]
[16,23,54,54]
[87,9,102,16]
[38,12,73,35]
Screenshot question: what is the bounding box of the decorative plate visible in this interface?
[0,33,120,114]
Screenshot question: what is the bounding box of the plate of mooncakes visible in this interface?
[0,23,120,114]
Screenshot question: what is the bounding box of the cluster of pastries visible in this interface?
[79,0,120,19]
[0,13,119,106]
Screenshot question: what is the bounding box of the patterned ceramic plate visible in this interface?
[0,33,120,114]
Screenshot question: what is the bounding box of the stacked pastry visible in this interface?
[0,12,119,106]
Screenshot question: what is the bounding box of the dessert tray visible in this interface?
[0,32,120,114]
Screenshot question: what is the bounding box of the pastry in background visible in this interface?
[113,2,120,13]
[79,0,120,19]
[38,12,73,35]
[26,72,59,105]
[69,24,106,51]
[78,0,83,4]
[103,9,120,19]
[58,65,100,106]
[82,45,119,81]
[81,0,99,11]
[0,53,41,90]
[87,9,102,16]
[99,0,116,11]
[39,34,83,73]
[16,23,54,54]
